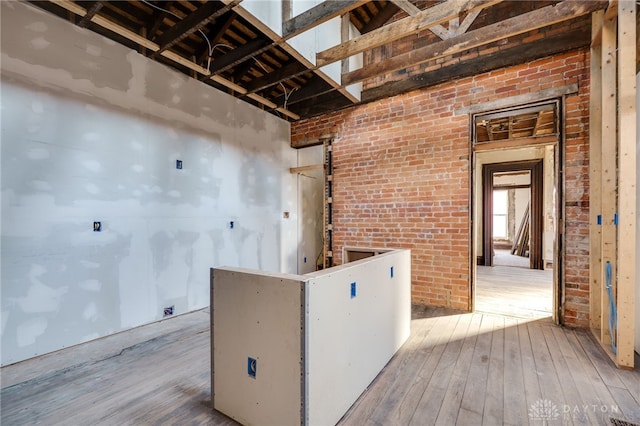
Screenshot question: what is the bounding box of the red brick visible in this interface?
[292,49,591,326]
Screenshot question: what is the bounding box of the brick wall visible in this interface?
[291,49,591,326]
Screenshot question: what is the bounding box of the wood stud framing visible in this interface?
[614,0,636,368]
[589,1,636,369]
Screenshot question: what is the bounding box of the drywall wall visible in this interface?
[297,146,324,274]
[211,268,304,425]
[211,249,410,426]
[0,2,297,365]
[305,249,411,425]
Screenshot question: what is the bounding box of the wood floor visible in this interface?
[2,309,639,425]
[476,261,553,319]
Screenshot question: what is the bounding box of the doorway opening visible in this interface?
[470,100,562,321]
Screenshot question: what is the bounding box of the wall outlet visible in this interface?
[163,306,174,317]
[247,357,257,378]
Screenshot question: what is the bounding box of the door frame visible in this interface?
[481,160,544,270]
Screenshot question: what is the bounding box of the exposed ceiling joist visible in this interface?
[207,38,271,74]
[282,0,367,38]
[49,0,301,121]
[154,0,238,55]
[342,0,607,86]
[316,0,503,67]
[360,2,399,34]
[77,1,103,28]
[245,61,308,93]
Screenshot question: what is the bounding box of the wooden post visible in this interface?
[599,10,616,351]
[615,0,636,369]
[589,10,604,333]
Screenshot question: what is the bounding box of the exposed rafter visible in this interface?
[77,1,103,28]
[429,9,481,40]
[317,0,502,67]
[282,0,367,38]
[153,0,238,55]
[389,0,420,16]
[343,0,607,86]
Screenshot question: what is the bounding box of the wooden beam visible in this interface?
[316,0,502,67]
[282,0,366,39]
[390,0,420,16]
[473,135,557,152]
[341,14,350,75]
[615,0,636,369]
[146,1,173,41]
[343,0,607,86]
[244,61,308,94]
[604,0,618,21]
[289,164,324,173]
[283,77,332,106]
[229,2,359,104]
[291,134,336,149]
[282,0,292,22]
[77,1,103,28]
[589,10,604,333]
[364,23,587,105]
[207,38,271,74]
[599,9,616,355]
[154,1,237,55]
[360,2,399,34]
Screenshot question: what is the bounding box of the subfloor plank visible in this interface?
[517,318,544,421]
[364,312,461,426]
[457,312,501,425]
[409,313,473,425]
[502,316,528,426]
[482,315,505,426]
[434,313,483,426]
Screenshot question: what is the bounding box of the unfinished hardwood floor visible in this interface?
[2,308,639,425]
[476,262,553,319]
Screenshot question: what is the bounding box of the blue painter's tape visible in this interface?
[613,213,618,226]
[350,282,356,298]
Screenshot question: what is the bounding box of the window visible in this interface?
[493,190,508,239]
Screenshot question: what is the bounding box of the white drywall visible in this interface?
[305,249,411,425]
[297,146,324,274]
[0,2,297,366]
[211,249,411,425]
[212,268,304,425]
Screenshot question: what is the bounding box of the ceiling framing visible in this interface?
[29,0,609,121]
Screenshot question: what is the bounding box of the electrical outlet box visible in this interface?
[163,306,174,317]
[247,357,257,378]
[350,282,357,298]
[93,221,101,232]
[176,160,182,169]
